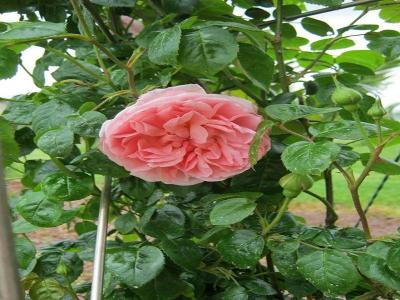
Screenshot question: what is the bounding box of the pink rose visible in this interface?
[99,84,270,185]
[120,15,144,37]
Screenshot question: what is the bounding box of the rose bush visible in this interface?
[1,0,400,299]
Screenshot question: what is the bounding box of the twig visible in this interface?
[263,198,291,235]
[352,111,375,152]
[50,157,77,178]
[222,69,263,103]
[260,0,379,27]
[81,0,117,43]
[355,152,400,227]
[304,190,338,223]
[271,0,289,93]
[355,144,385,188]
[70,0,114,85]
[277,124,314,142]
[324,169,337,228]
[295,8,369,79]
[45,46,104,81]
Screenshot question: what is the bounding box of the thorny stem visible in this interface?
[271,0,289,93]
[324,169,337,227]
[352,112,375,152]
[349,187,371,238]
[260,0,379,27]
[355,144,385,188]
[333,162,371,238]
[126,48,145,95]
[81,0,117,43]
[19,62,43,87]
[50,157,77,178]
[265,253,284,300]
[70,0,115,85]
[277,124,313,142]
[222,69,263,103]
[263,198,291,236]
[305,189,338,228]
[45,46,104,81]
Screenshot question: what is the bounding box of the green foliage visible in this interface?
[179,26,238,75]
[2,0,400,299]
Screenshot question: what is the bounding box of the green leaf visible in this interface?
[387,242,400,274]
[272,251,302,279]
[337,50,385,75]
[51,60,102,82]
[161,238,203,270]
[309,120,380,140]
[217,230,264,268]
[35,251,83,282]
[264,104,340,123]
[3,99,37,124]
[106,246,165,287]
[311,38,355,50]
[119,177,156,201]
[223,285,248,300]
[162,0,198,14]
[75,221,97,235]
[148,25,181,66]
[12,218,40,234]
[196,21,262,32]
[297,249,360,295]
[179,26,238,76]
[242,278,276,296]
[67,111,106,137]
[29,278,65,300]
[32,100,74,136]
[237,43,274,92]
[357,242,400,290]
[282,141,341,175]
[336,149,360,167]
[210,198,256,226]
[367,31,400,59]
[360,154,400,175]
[301,17,333,36]
[142,204,185,239]
[249,120,274,166]
[195,0,233,17]
[135,269,193,300]
[0,117,19,166]
[0,47,18,79]
[37,127,74,158]
[41,172,94,201]
[15,236,36,273]
[114,213,137,235]
[0,22,65,40]
[89,0,135,6]
[73,149,129,177]
[16,191,63,227]
[380,6,400,23]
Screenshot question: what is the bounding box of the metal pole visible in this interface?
[0,144,23,300]
[90,176,111,300]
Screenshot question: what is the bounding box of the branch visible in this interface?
[81,0,117,43]
[260,0,380,27]
[295,8,369,79]
[272,0,289,93]
[263,198,291,236]
[323,169,337,228]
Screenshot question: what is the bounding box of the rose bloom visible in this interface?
[99,84,270,185]
[120,15,144,37]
